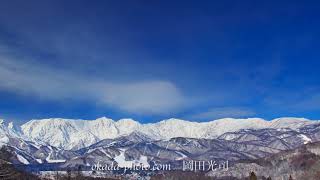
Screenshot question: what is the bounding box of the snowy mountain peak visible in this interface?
[95,116,114,122]
[116,118,140,125]
[14,117,320,150]
[269,117,313,129]
[271,117,311,123]
[212,117,266,123]
[160,118,186,122]
[115,118,140,133]
[157,118,198,126]
[8,122,14,129]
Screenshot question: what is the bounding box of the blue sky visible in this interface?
[0,0,320,124]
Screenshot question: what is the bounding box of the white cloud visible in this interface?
[101,81,186,114]
[190,107,255,120]
[0,55,186,115]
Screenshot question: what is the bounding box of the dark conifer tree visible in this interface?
[249,171,258,180]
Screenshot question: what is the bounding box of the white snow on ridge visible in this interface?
[36,159,43,164]
[16,117,320,150]
[0,134,9,145]
[45,151,66,163]
[298,134,312,144]
[114,149,149,168]
[17,154,29,164]
[175,151,187,160]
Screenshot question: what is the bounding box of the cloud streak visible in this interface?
[0,52,187,115]
[190,107,256,120]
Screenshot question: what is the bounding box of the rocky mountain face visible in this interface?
[0,117,320,178]
[0,119,78,165]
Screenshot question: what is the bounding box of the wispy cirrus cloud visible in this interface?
[0,52,187,115]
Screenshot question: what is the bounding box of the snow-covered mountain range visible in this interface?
[0,117,320,168]
[20,117,317,150]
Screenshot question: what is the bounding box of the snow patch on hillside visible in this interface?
[17,154,29,164]
[114,149,149,168]
[298,134,312,144]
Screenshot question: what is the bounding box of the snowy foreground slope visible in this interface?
[20,117,318,150]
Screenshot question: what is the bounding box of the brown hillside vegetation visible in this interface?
[207,142,320,180]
